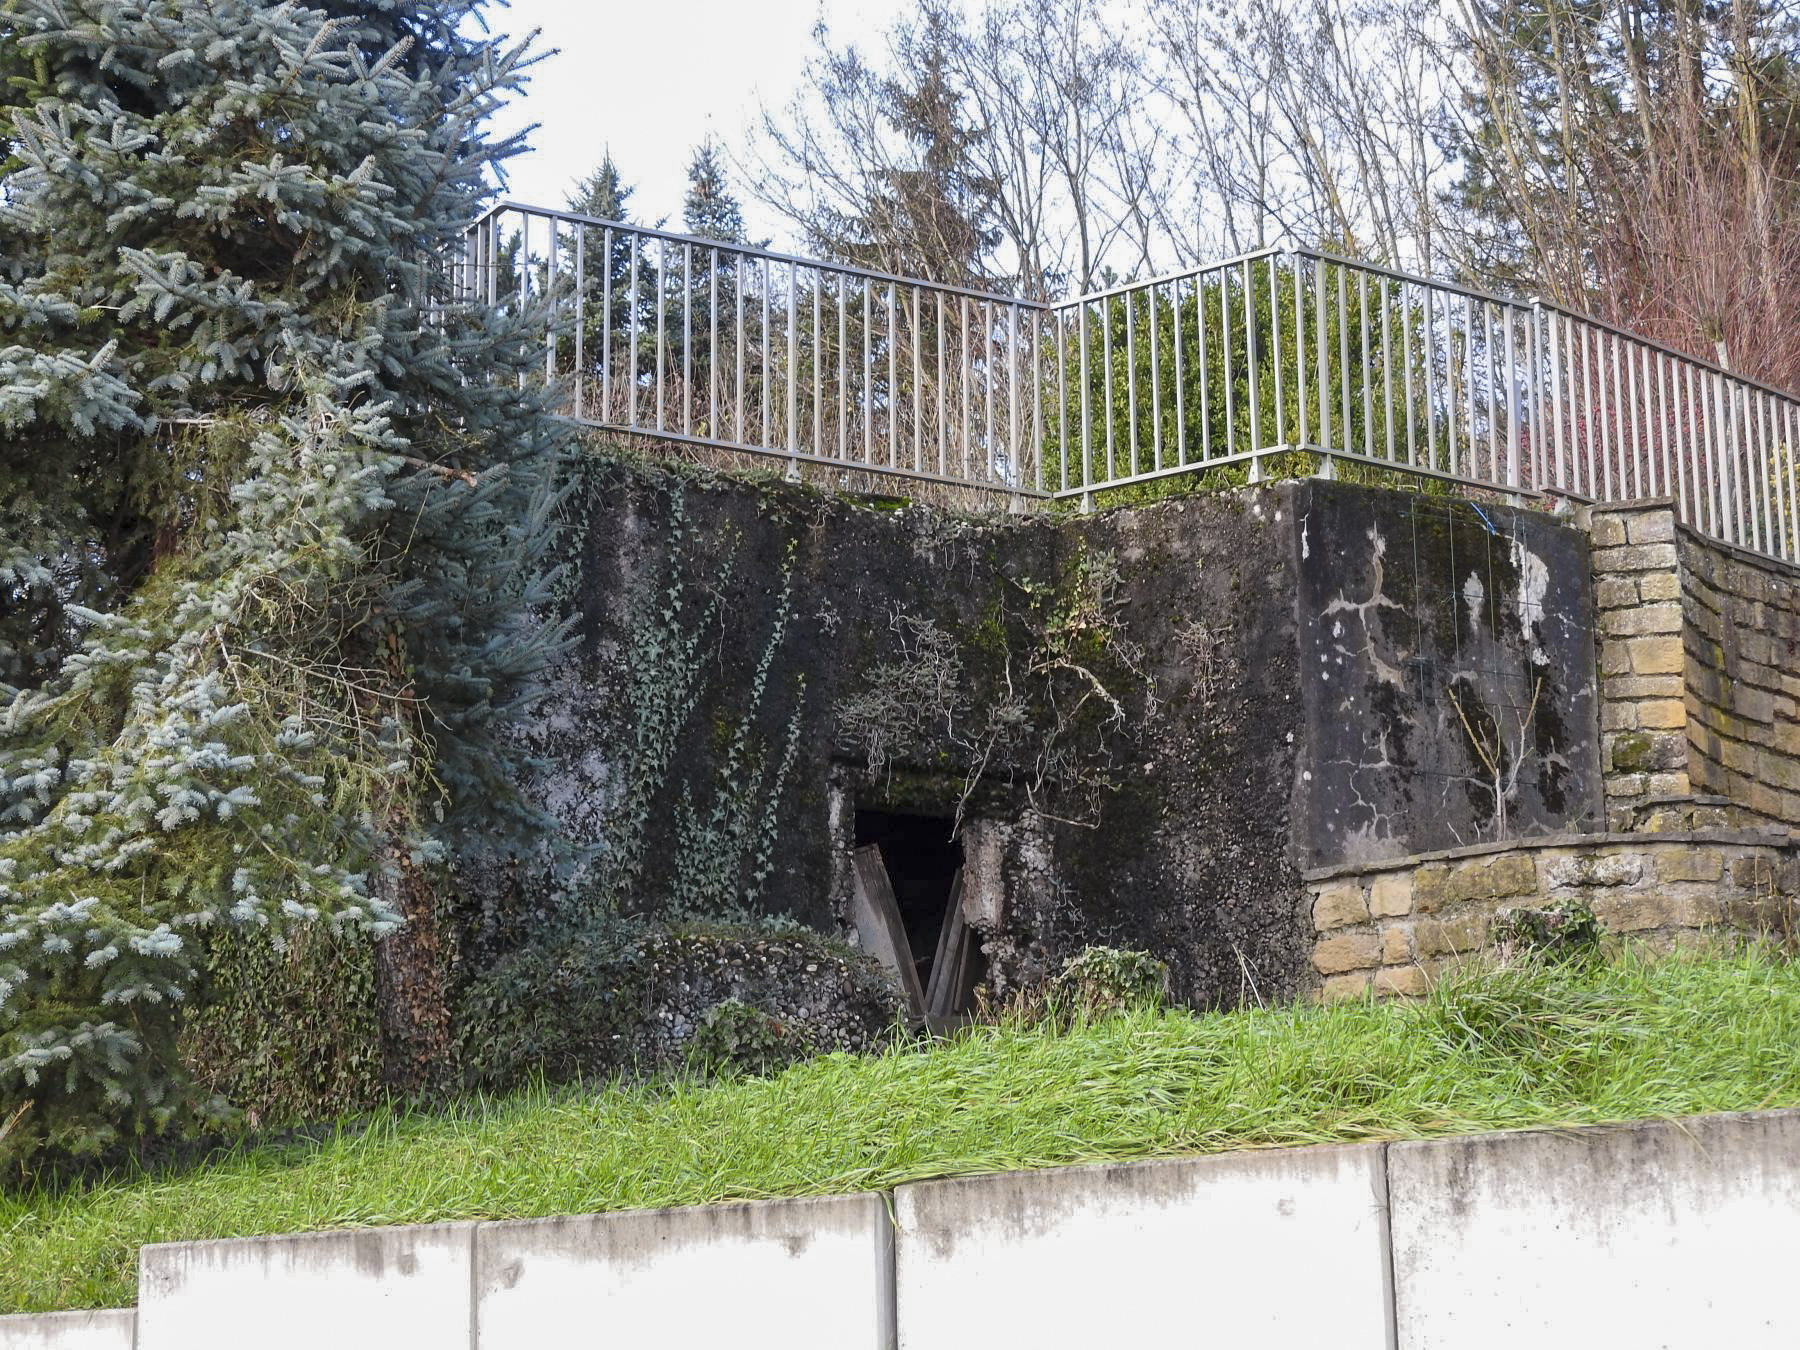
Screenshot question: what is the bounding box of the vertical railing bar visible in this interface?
[709,248,720,438]
[1463,294,1477,481]
[887,282,898,468]
[1125,289,1139,476]
[863,278,874,468]
[1150,284,1164,472]
[682,243,693,436]
[1224,266,1239,458]
[1031,305,1043,495]
[1079,301,1093,491]
[1294,259,1310,449]
[1577,321,1596,499]
[1199,271,1214,460]
[1658,351,1675,515]
[1625,338,1642,498]
[600,226,612,420]
[787,261,799,468]
[1686,362,1705,534]
[1545,307,1564,493]
[1103,293,1117,480]
[1359,269,1372,459]
[1484,301,1497,483]
[734,247,746,441]
[812,269,822,461]
[984,298,996,482]
[1337,264,1351,459]
[1058,308,1070,491]
[961,294,972,484]
[1610,332,1628,499]
[1757,391,1776,556]
[1009,303,1022,487]
[573,225,585,420]
[1246,257,1263,453]
[1423,283,1439,473]
[837,277,848,462]
[1497,306,1512,493]
[760,257,772,450]
[1786,401,1800,560]
[1720,373,1740,544]
[1270,256,1286,447]
[627,229,640,428]
[912,286,924,473]
[517,212,529,393]
[1174,279,1189,462]
[1702,370,1722,539]
[937,290,947,477]
[1315,259,1329,451]
[1380,274,1394,462]
[1403,279,1417,467]
[655,238,667,431]
[1526,304,1543,490]
[546,219,558,387]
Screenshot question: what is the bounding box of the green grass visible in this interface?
[8,947,1800,1314]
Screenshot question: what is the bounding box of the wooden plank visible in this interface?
[924,869,968,1021]
[851,845,926,1018]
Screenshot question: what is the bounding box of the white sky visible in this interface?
[483,0,908,247]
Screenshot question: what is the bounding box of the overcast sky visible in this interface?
[483,0,906,246]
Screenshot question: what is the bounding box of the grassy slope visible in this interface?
[6,949,1800,1314]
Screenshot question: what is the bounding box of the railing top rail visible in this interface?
[1528,298,1800,406]
[472,200,1047,310]
[1292,243,1800,406]
[1287,246,1529,311]
[1050,246,1287,308]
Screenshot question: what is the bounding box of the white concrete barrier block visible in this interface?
[136,1222,473,1350]
[894,1143,1392,1348]
[0,1309,134,1350]
[1390,1110,1800,1349]
[475,1193,894,1350]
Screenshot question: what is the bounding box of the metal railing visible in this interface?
[457,202,1800,564]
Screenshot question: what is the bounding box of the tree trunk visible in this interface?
[372,832,456,1095]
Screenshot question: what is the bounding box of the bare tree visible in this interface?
[1145,0,1451,269]
[1447,0,1800,385]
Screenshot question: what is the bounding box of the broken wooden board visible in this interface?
[925,868,978,1022]
[851,844,926,1018]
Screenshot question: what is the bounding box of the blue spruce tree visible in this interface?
[0,0,569,1153]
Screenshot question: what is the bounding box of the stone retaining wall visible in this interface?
[1591,499,1800,831]
[1305,829,1799,1001]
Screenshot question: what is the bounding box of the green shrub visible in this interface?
[457,915,900,1092]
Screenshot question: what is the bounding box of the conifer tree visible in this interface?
[682,139,750,245]
[0,0,568,1152]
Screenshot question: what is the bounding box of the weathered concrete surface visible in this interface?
[477,462,1601,1027]
[475,1194,892,1349]
[0,1310,134,1350]
[893,1143,1391,1347]
[1296,480,1602,865]
[135,1222,473,1350]
[1389,1111,1800,1348]
[495,458,1316,1012]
